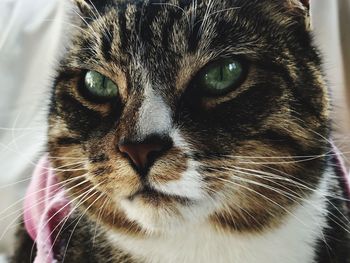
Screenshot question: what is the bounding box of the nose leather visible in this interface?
[118,141,168,171]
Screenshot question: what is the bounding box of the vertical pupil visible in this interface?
[200,60,243,94]
[102,76,106,90]
[220,66,224,81]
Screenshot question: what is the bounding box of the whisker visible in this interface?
[0,173,87,219]
[212,176,336,243]
[0,177,89,241]
[61,190,106,262]
[210,171,350,234]
[37,182,103,262]
[92,193,110,246]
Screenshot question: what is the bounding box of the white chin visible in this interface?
[119,197,182,233]
[119,195,217,233]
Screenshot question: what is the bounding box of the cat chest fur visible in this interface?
[107,175,329,263]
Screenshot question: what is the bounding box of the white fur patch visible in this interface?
[110,170,331,263]
[170,128,192,150]
[151,160,204,200]
[136,83,172,139]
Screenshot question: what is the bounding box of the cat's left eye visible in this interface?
[84,70,119,99]
[195,58,245,96]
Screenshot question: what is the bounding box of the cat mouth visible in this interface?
[127,185,190,204]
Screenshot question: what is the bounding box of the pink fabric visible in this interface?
[332,144,350,200]
[24,155,70,263]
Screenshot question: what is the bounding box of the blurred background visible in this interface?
[0,0,349,260]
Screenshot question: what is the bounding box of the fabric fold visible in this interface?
[23,155,70,263]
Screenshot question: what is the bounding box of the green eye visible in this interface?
[198,59,244,95]
[84,70,119,98]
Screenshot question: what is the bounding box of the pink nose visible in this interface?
[118,139,171,171]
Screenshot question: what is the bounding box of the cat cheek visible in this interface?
[145,129,207,200]
[86,161,142,199]
[151,160,206,200]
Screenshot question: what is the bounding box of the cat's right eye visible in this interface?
[84,71,119,99]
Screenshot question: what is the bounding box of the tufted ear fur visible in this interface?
[72,0,112,16]
[286,0,312,30]
[299,0,310,9]
[287,0,310,9]
[72,0,91,13]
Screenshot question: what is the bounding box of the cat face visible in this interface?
[49,0,328,235]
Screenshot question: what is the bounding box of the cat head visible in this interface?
[49,0,329,235]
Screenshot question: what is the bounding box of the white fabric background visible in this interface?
[311,0,350,159]
[0,0,66,255]
[0,0,349,259]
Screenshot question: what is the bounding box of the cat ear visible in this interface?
[71,0,103,16]
[297,0,310,9]
[71,0,93,15]
[286,0,312,30]
[286,0,310,10]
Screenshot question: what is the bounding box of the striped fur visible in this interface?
[13,0,350,262]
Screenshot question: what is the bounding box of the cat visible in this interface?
[11,0,350,262]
